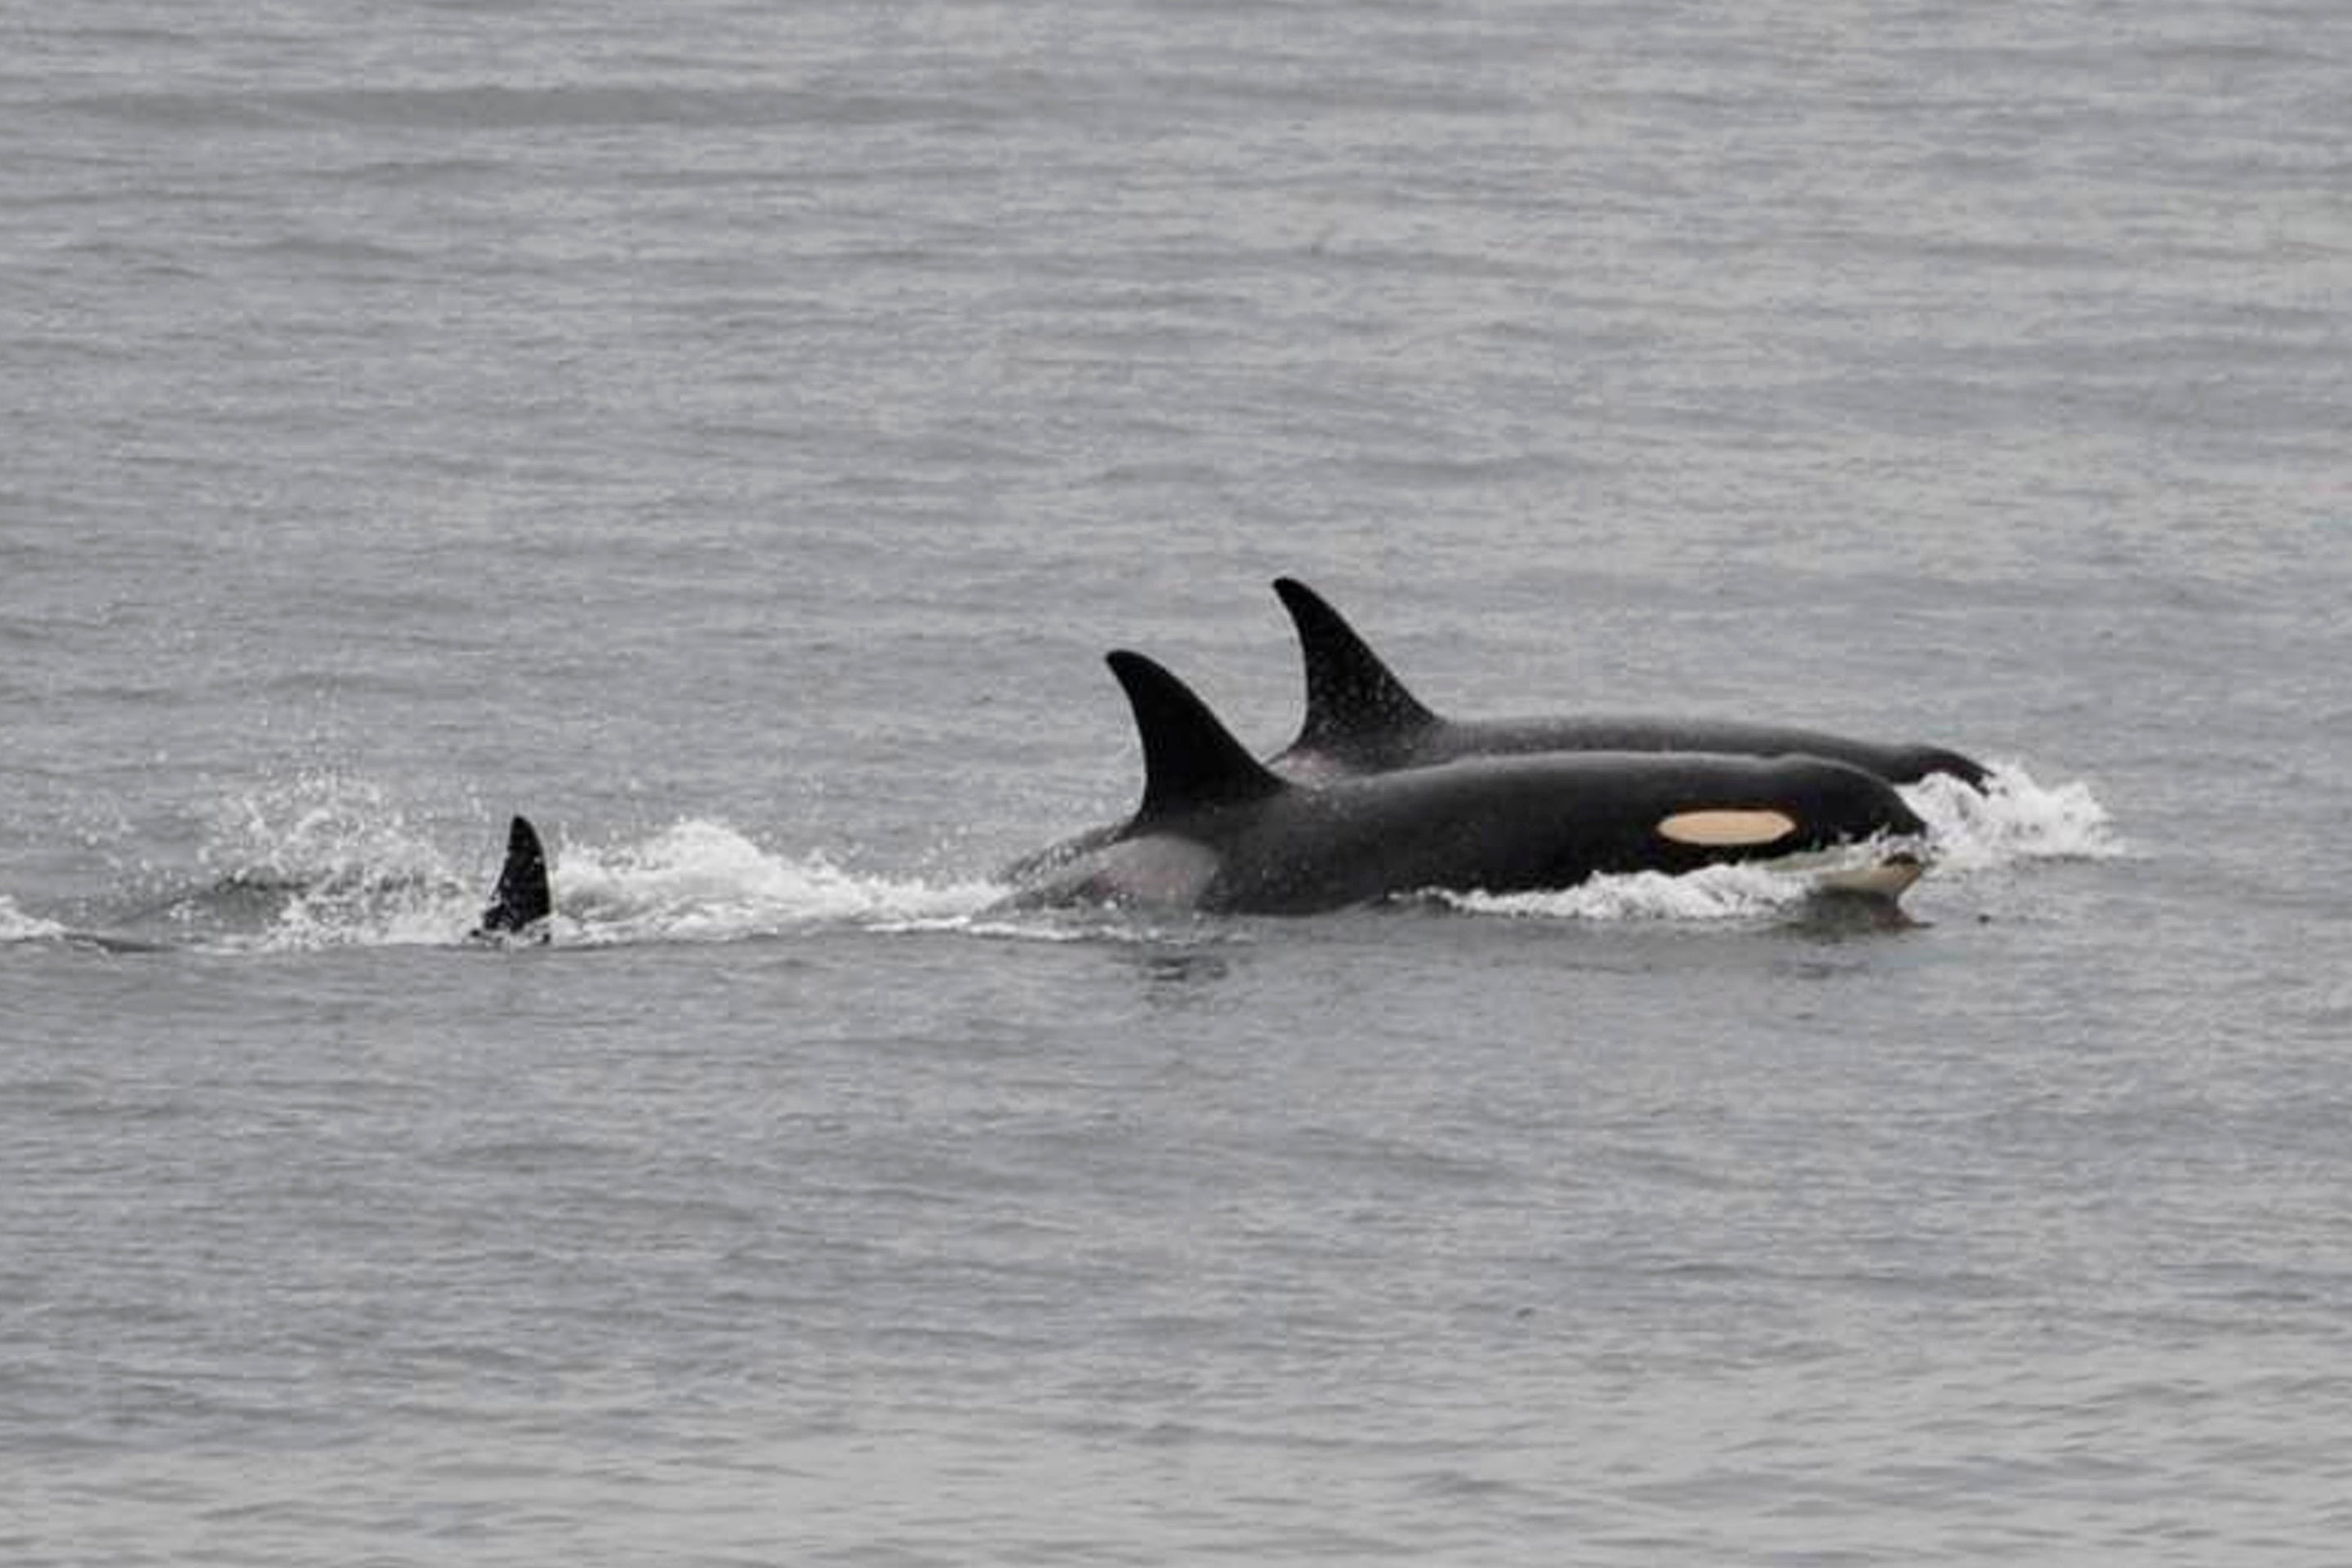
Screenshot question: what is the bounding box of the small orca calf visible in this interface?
[471,815,553,943]
[1009,651,1929,915]
[11,816,557,951]
[1271,577,1990,789]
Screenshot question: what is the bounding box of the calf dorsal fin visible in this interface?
[474,815,552,938]
[1105,650,1288,825]
[1273,577,1438,750]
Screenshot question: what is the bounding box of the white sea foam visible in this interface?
[189,773,473,951]
[165,779,1009,951]
[1437,765,2113,925]
[1,894,69,944]
[1902,764,2119,875]
[172,762,2115,951]
[1445,858,1844,924]
[550,819,1000,946]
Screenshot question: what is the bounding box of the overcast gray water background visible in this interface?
[4,2,2349,1562]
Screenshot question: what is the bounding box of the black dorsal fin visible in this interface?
[1106,650,1289,824]
[476,815,552,936]
[1272,577,1438,749]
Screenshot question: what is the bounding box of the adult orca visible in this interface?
[471,815,553,943]
[1008,651,1930,915]
[1271,577,1990,789]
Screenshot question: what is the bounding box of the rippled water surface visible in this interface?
[5,2,2350,1562]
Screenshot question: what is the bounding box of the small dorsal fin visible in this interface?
[1106,650,1288,824]
[475,815,552,938]
[1272,577,1438,748]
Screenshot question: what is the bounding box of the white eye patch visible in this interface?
[1655,808,1799,848]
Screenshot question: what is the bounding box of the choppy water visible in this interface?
[5,2,2349,1562]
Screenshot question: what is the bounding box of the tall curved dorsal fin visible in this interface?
[1272,577,1439,750]
[1106,650,1288,824]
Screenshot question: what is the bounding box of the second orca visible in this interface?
[1271,577,1989,789]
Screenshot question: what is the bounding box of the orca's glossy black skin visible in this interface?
[1271,577,1990,790]
[471,815,552,942]
[1009,652,1928,916]
[998,580,1982,888]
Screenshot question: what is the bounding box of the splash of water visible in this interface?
[1902,763,2119,875]
[180,773,472,951]
[0,893,69,944]
[49,761,2114,951]
[550,819,1000,947]
[1430,764,2112,925]
[104,775,1013,952]
[1444,859,1847,924]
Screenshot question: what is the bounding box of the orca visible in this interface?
[1271,577,1989,789]
[1008,651,1930,915]
[472,815,553,942]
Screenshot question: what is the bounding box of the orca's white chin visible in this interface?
[1810,856,1926,900]
[1771,839,1931,901]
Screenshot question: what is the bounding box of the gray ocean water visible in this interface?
[5,2,2349,1561]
